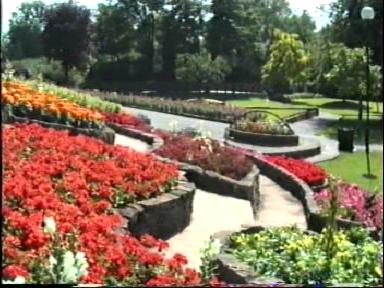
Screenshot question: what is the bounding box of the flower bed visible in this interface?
[154,134,253,181]
[103,111,152,132]
[234,121,293,136]
[27,80,121,113]
[93,91,253,123]
[315,183,383,232]
[212,226,383,286]
[2,81,104,128]
[263,156,327,186]
[2,123,203,285]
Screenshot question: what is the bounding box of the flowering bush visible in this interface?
[2,81,105,127]
[154,134,253,180]
[2,123,204,285]
[264,156,328,186]
[103,111,152,132]
[234,120,293,135]
[314,183,383,231]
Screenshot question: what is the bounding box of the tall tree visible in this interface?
[327,0,383,67]
[6,1,46,59]
[206,0,239,59]
[161,0,204,79]
[262,30,310,94]
[283,11,316,43]
[43,2,91,83]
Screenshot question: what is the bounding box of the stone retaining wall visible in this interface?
[107,122,163,150]
[4,113,115,145]
[155,156,260,219]
[226,127,299,147]
[249,154,379,238]
[118,180,196,240]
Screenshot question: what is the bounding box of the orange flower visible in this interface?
[1,81,105,123]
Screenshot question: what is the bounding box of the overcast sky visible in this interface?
[2,0,335,33]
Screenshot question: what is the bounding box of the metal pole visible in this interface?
[365,44,371,176]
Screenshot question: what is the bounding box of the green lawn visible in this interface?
[229,97,383,120]
[291,97,383,119]
[318,117,383,145]
[318,151,383,194]
[227,98,307,119]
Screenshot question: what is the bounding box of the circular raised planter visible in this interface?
[226,127,299,147]
[117,179,196,240]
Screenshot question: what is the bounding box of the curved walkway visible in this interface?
[114,132,307,270]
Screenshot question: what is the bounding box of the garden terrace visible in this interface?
[2,123,204,285]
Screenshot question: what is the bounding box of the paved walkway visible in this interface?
[114,133,307,270]
[114,133,150,152]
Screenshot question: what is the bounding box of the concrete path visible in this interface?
[165,176,307,270]
[255,176,307,229]
[114,131,307,270]
[114,133,150,152]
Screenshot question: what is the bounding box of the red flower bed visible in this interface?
[2,123,203,285]
[103,112,151,132]
[154,134,253,181]
[264,155,327,186]
[314,183,383,231]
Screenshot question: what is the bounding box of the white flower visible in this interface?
[62,251,77,283]
[2,276,26,284]
[75,251,89,278]
[43,217,56,235]
[49,255,57,270]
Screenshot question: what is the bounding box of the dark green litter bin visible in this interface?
[338,128,355,152]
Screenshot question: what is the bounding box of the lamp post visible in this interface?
[361,6,375,177]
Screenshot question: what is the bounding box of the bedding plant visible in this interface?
[230,226,382,286]
[2,81,105,129]
[154,133,254,181]
[1,123,209,285]
[264,155,328,186]
[233,120,293,136]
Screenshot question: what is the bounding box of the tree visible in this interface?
[206,0,239,59]
[283,11,316,43]
[161,0,204,79]
[261,30,310,94]
[327,0,383,67]
[6,1,46,59]
[42,2,92,83]
[175,51,231,92]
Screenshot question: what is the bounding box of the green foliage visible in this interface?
[25,80,121,113]
[324,45,366,100]
[10,57,86,86]
[175,51,231,86]
[42,2,92,83]
[200,239,222,282]
[6,1,46,60]
[231,227,382,285]
[262,30,310,93]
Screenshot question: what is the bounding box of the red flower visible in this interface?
[2,264,30,279]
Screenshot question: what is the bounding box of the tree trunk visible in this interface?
[64,64,69,85]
